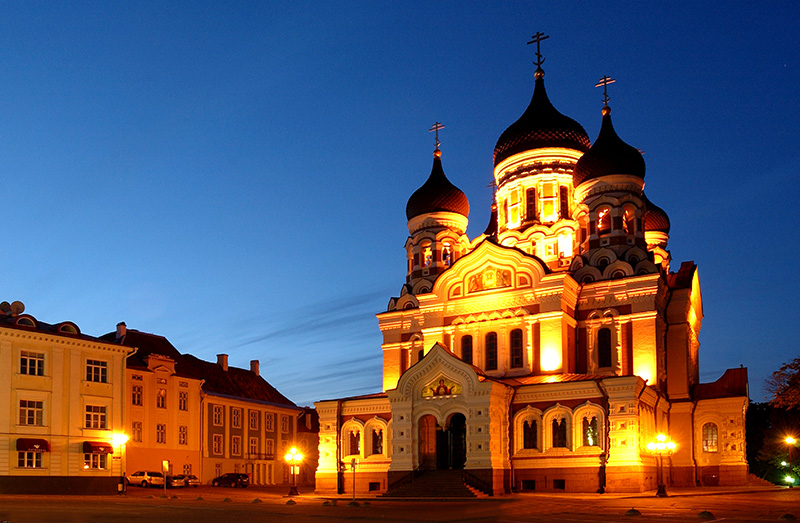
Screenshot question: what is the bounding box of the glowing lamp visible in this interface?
[112,433,128,446]
[540,347,561,372]
[284,446,303,496]
[786,476,795,484]
[786,436,797,445]
[647,433,676,497]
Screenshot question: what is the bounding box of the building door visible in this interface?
[418,415,438,470]
[436,413,466,470]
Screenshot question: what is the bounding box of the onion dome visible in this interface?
[493,68,591,167]
[483,202,498,237]
[406,149,470,220]
[643,194,670,233]
[573,106,645,186]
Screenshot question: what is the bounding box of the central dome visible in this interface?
[493,70,591,167]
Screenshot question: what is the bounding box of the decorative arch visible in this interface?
[586,309,621,375]
[573,402,605,449]
[543,403,573,451]
[341,418,365,458]
[364,416,389,457]
[603,260,633,279]
[513,406,543,453]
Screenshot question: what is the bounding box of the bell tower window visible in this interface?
[422,242,432,267]
[442,242,452,267]
[485,332,498,370]
[597,208,611,236]
[559,186,569,219]
[526,188,537,221]
[510,329,523,368]
[598,328,612,368]
[507,188,520,228]
[541,182,558,223]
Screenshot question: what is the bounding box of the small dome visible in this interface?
[643,194,670,233]
[406,149,469,220]
[493,70,590,167]
[573,107,645,186]
[483,202,498,237]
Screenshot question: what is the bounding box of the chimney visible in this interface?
[217,354,228,371]
[250,360,260,376]
[116,322,127,340]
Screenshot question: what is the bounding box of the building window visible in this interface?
[20,351,45,376]
[84,453,107,469]
[85,360,108,383]
[18,451,43,468]
[231,436,241,456]
[213,434,223,455]
[132,385,142,406]
[85,405,107,429]
[523,420,537,450]
[510,329,523,369]
[442,242,452,267]
[552,418,568,448]
[559,186,569,219]
[507,188,520,227]
[541,181,558,223]
[265,413,274,432]
[702,423,718,452]
[597,208,611,236]
[183,464,192,475]
[526,188,537,221]
[372,429,383,455]
[249,437,258,456]
[19,400,44,426]
[582,416,598,446]
[348,430,361,456]
[179,425,188,445]
[598,328,612,368]
[156,389,166,409]
[461,335,473,365]
[281,415,289,434]
[232,408,242,428]
[485,332,498,371]
[213,405,223,426]
[266,438,275,457]
[156,424,166,444]
[132,421,143,442]
[249,410,259,430]
[178,391,188,411]
[422,242,432,268]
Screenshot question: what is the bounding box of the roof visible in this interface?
[643,193,671,234]
[573,107,645,186]
[501,373,612,386]
[0,313,122,347]
[406,149,469,220]
[101,329,185,370]
[693,367,749,400]
[493,70,590,167]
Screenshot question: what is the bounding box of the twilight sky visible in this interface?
[1,2,797,407]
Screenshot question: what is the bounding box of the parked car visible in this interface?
[126,470,165,488]
[211,472,249,488]
[172,474,201,487]
[166,475,185,488]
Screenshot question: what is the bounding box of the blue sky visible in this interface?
[1,2,797,406]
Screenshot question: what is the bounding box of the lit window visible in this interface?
[442,242,452,267]
[179,425,188,445]
[20,351,45,376]
[156,389,166,409]
[131,385,142,406]
[582,416,598,446]
[249,410,259,430]
[86,360,108,383]
[19,400,44,426]
[523,420,537,450]
[558,233,573,258]
[232,436,241,456]
[232,408,241,428]
[372,429,383,455]
[18,451,43,468]
[422,243,432,268]
[132,421,143,442]
[156,424,166,444]
[84,453,107,469]
[702,423,718,452]
[510,329,523,369]
[84,405,107,429]
[461,335,473,365]
[541,182,558,223]
[598,328,612,368]
[281,415,289,434]
[485,332,498,371]
[213,434,223,455]
[552,418,568,448]
[178,391,188,411]
[265,413,274,432]
[507,188,520,227]
[597,208,611,236]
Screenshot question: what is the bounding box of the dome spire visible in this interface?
[429,121,444,152]
[595,75,616,113]
[527,31,549,79]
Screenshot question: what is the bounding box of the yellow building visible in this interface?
[315,45,749,496]
[0,302,131,494]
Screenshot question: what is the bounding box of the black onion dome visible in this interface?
[642,194,670,234]
[406,150,470,220]
[483,203,498,237]
[493,70,591,167]
[573,107,646,186]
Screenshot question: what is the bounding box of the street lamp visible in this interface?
[646,433,676,497]
[112,433,128,493]
[284,447,303,496]
[785,435,797,488]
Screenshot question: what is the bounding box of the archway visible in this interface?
[437,413,466,470]
[418,415,438,470]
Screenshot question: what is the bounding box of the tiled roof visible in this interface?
[499,373,611,386]
[643,193,671,234]
[406,150,469,220]
[693,367,749,400]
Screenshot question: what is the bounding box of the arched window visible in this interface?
[348,430,360,456]
[421,242,432,268]
[598,328,612,368]
[559,186,569,219]
[552,418,568,448]
[442,241,452,267]
[523,420,537,449]
[510,329,523,368]
[702,423,718,452]
[597,208,611,236]
[461,335,473,365]
[582,416,598,446]
[371,429,383,455]
[526,188,537,221]
[623,207,635,234]
[485,332,498,370]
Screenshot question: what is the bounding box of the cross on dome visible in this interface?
[595,75,616,108]
[527,32,549,70]
[429,121,445,150]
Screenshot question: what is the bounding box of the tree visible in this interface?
[767,357,800,410]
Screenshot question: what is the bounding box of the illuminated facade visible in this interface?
[315,51,749,495]
[0,302,131,494]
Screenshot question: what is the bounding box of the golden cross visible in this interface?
[527,32,549,68]
[429,121,445,149]
[595,75,616,106]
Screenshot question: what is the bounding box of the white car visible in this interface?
[127,470,165,488]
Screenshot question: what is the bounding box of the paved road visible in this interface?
[0,485,798,522]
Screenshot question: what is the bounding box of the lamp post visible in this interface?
[785,436,797,488]
[112,433,128,493]
[284,447,303,496]
[646,434,676,497]
[349,457,359,506]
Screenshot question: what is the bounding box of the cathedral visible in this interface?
[315,40,749,495]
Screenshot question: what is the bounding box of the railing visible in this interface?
[462,469,492,496]
[387,466,423,491]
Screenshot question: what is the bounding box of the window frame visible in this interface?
[85,359,108,383]
[84,405,107,429]
[485,332,498,371]
[20,351,45,376]
[19,399,44,426]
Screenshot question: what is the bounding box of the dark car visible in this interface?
[211,472,249,488]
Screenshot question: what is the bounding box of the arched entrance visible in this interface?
[418,413,467,470]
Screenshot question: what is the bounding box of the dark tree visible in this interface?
[767,357,800,410]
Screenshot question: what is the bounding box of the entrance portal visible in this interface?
[418,413,467,470]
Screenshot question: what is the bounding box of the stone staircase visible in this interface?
[382,469,488,498]
[747,473,775,487]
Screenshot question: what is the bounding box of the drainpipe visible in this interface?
[596,379,610,494]
[507,385,518,493]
